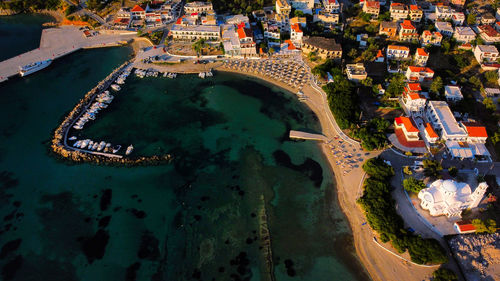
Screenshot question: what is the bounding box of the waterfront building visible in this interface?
[301,36,342,59]
[169,24,220,41]
[414,48,429,66]
[454,27,476,43]
[399,20,418,41]
[290,23,303,47]
[379,21,398,37]
[418,179,488,218]
[386,45,410,60]
[131,4,147,19]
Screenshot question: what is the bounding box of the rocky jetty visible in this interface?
[448,233,500,281]
[51,60,173,166]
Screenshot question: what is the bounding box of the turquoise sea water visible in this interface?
[0,15,370,281]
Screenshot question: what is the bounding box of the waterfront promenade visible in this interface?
[0,25,136,82]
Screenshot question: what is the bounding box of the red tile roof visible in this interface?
[366,1,380,8]
[455,221,476,232]
[131,5,145,12]
[401,20,416,30]
[425,123,438,138]
[237,27,246,39]
[417,48,429,56]
[291,23,302,33]
[376,50,383,57]
[407,82,422,91]
[479,25,500,37]
[409,5,420,10]
[462,123,488,138]
[395,116,419,132]
[395,128,426,147]
[408,66,434,73]
[285,40,297,50]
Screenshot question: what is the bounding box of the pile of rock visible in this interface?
[449,233,500,280]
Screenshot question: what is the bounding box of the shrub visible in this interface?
[403,177,426,193]
[423,159,443,178]
[433,268,458,281]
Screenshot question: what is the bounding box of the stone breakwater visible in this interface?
[448,233,500,281]
[51,60,173,166]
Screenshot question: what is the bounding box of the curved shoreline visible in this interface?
[50,59,173,166]
[215,65,436,281]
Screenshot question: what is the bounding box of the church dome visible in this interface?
[442,180,458,193]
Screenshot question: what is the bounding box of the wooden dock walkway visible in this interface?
[289,130,327,141]
[0,26,135,83]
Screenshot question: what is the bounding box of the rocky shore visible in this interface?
[51,59,173,166]
[448,233,500,281]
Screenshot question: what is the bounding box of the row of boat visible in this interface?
[72,139,134,155]
[134,68,161,78]
[73,91,114,130]
[163,72,177,78]
[198,71,213,79]
[115,68,132,85]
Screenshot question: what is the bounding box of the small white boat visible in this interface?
[112,145,121,153]
[73,140,82,148]
[81,139,90,149]
[97,141,106,151]
[125,145,134,155]
[69,136,77,141]
[19,59,52,77]
[92,142,99,150]
[199,72,205,79]
[104,143,111,152]
[111,84,121,91]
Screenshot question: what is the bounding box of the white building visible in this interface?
[425,101,467,141]
[451,12,465,25]
[290,23,303,47]
[414,48,429,66]
[435,21,454,37]
[184,1,213,14]
[390,3,409,21]
[444,85,463,102]
[386,45,410,60]
[473,45,499,64]
[401,82,426,117]
[453,26,476,43]
[406,66,434,82]
[346,63,367,82]
[435,5,453,20]
[323,0,340,13]
[418,179,488,218]
[169,24,220,41]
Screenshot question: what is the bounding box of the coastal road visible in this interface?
[0,26,135,82]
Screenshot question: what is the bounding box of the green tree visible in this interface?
[483,97,497,112]
[403,166,413,175]
[430,76,443,95]
[348,49,358,59]
[385,73,405,97]
[472,219,497,234]
[403,177,426,193]
[467,14,476,25]
[448,166,458,177]
[192,38,209,56]
[484,71,498,84]
[469,76,482,90]
[433,268,458,281]
[423,159,443,178]
[362,158,394,179]
[361,77,373,87]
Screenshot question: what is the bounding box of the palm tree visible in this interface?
[192,38,209,57]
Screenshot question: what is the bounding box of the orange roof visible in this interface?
[285,40,297,50]
[176,16,184,24]
[409,5,420,10]
[366,1,380,8]
[423,30,432,36]
[408,93,424,100]
[131,5,145,12]
[479,25,500,37]
[408,66,434,73]
[407,83,422,91]
[388,45,409,51]
[417,48,429,56]
[390,3,404,7]
[376,50,383,57]
[291,23,302,33]
[401,20,416,30]
[455,221,476,232]
[434,32,443,37]
[395,117,419,133]
[237,27,246,39]
[425,123,438,138]
[462,123,488,138]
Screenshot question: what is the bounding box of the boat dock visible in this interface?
[0,26,135,83]
[289,130,327,142]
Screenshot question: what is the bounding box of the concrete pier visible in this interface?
[0,26,136,83]
[289,130,327,141]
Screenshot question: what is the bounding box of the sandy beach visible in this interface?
[213,64,438,281]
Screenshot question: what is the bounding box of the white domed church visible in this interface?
[418,179,488,218]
